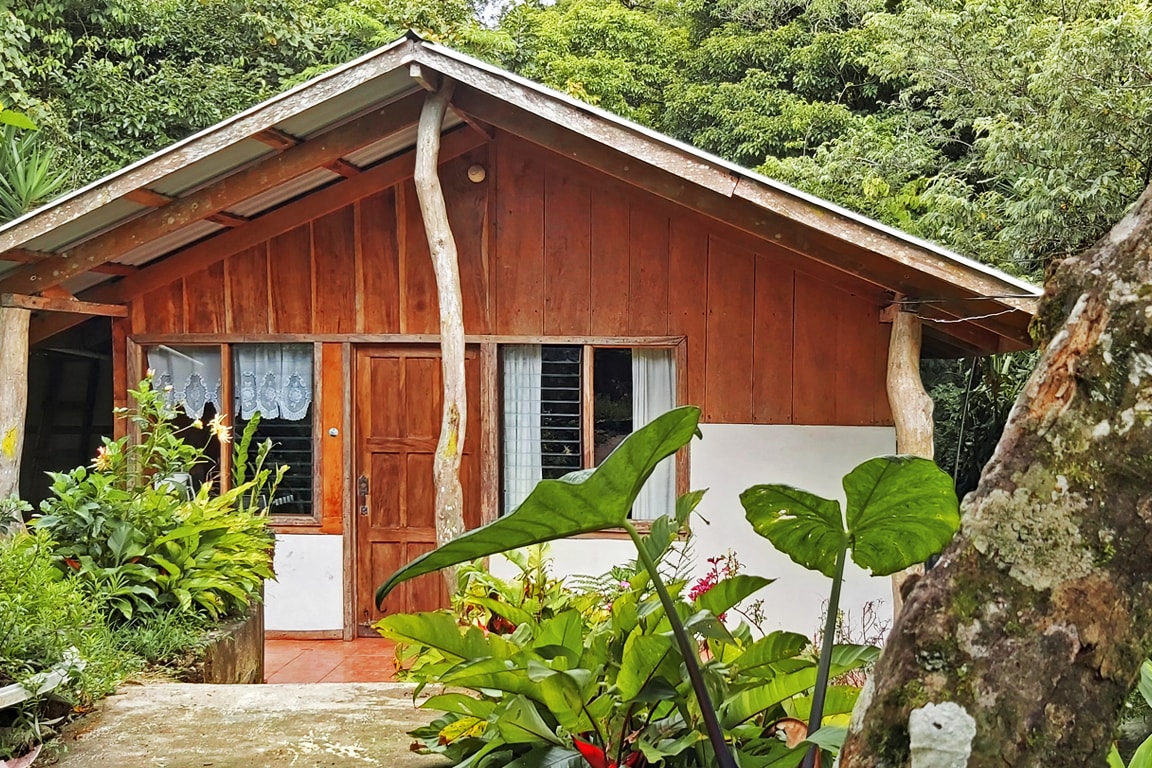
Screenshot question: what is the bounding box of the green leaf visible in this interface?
[1131,735,1152,768]
[535,610,584,664]
[1139,659,1152,709]
[843,456,960,575]
[0,109,36,131]
[1107,744,1126,768]
[377,407,701,604]
[741,485,846,578]
[422,693,497,720]
[784,686,860,721]
[494,696,563,745]
[731,631,811,676]
[375,611,502,661]
[616,631,673,700]
[695,574,773,616]
[503,746,585,768]
[804,725,847,755]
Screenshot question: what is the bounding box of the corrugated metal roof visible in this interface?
[115,220,226,267]
[228,168,343,218]
[150,139,277,198]
[20,199,147,254]
[277,69,416,138]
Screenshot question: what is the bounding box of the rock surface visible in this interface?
[53,682,445,767]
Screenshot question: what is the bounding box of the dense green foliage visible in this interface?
[380,411,963,766]
[0,531,126,759]
[382,524,877,768]
[35,378,277,622]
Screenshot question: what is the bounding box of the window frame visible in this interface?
[136,340,322,529]
[498,339,686,533]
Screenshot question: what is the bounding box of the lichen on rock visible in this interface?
[908,702,976,768]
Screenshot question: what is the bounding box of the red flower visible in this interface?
[573,738,642,768]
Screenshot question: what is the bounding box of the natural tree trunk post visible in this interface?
[885,308,934,613]
[0,306,30,534]
[842,185,1152,767]
[413,75,467,594]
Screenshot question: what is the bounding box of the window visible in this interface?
[146,345,225,488]
[233,344,314,516]
[501,344,676,519]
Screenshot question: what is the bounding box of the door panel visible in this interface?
[355,345,482,635]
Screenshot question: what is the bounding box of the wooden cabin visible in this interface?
[0,34,1040,637]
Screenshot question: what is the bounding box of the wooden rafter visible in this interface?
[124,188,175,208]
[4,248,137,276]
[1,293,128,317]
[207,211,250,228]
[28,126,488,344]
[252,127,301,150]
[327,158,363,178]
[0,90,428,296]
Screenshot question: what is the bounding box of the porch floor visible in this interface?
[264,637,399,684]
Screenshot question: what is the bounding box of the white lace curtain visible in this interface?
[234,344,313,421]
[147,346,222,420]
[502,345,543,512]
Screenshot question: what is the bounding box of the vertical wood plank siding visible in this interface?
[126,131,891,426]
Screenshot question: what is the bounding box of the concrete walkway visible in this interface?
[53,682,447,767]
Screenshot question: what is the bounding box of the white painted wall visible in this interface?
[264,533,344,632]
[496,424,897,639]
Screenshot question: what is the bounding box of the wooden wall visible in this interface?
[128,133,892,427]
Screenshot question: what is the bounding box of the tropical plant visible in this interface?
[0,529,127,761]
[379,407,962,767]
[1111,661,1152,768]
[381,502,878,768]
[0,124,69,222]
[740,456,960,764]
[34,376,277,622]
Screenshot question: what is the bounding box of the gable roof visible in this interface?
[0,32,1039,354]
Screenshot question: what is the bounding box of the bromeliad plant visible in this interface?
[377,407,961,767]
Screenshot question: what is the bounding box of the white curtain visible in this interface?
[631,348,676,520]
[147,346,222,420]
[234,344,313,421]
[502,345,543,512]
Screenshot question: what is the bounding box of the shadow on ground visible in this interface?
[52,682,445,767]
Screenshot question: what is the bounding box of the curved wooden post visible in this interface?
[413,73,467,593]
[0,306,29,533]
[885,309,934,611]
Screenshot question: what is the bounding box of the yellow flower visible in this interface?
[191,419,203,430]
[93,445,113,471]
[208,414,232,445]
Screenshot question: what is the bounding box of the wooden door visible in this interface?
[354,345,482,635]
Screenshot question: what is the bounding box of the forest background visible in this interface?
[3,0,1151,483]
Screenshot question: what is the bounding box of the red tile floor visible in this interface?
[264,637,400,684]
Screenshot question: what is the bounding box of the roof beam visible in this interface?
[124,188,175,208]
[251,127,300,150]
[28,124,487,345]
[4,248,136,275]
[0,90,427,296]
[2,293,127,317]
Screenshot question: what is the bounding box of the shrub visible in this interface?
[35,376,279,622]
[380,508,879,768]
[0,531,128,760]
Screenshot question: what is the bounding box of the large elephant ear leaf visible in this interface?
[843,456,960,576]
[377,406,702,606]
[740,485,845,578]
